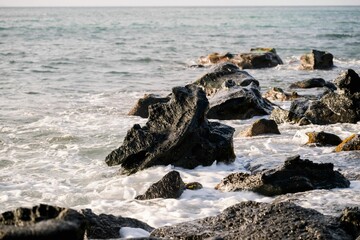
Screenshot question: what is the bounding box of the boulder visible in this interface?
[81,209,154,239]
[263,87,299,101]
[128,94,170,118]
[105,84,236,175]
[334,69,360,94]
[306,131,342,146]
[151,201,353,240]
[135,171,185,200]
[289,78,336,90]
[215,155,350,196]
[270,107,291,124]
[0,204,86,240]
[335,134,360,152]
[340,207,360,239]
[300,49,334,70]
[241,118,280,137]
[207,85,274,120]
[193,62,258,96]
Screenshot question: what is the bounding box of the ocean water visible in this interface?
[1,6,360,235]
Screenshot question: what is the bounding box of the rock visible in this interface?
[207,85,274,120]
[250,47,278,54]
[263,87,299,101]
[128,94,170,118]
[290,78,336,90]
[198,52,235,65]
[193,62,258,96]
[335,134,360,152]
[81,209,154,239]
[185,182,203,190]
[151,201,353,240]
[0,204,86,240]
[135,171,186,200]
[306,131,342,146]
[241,119,280,137]
[105,84,236,175]
[300,49,334,70]
[270,107,291,124]
[334,69,360,94]
[340,207,360,239]
[215,155,350,196]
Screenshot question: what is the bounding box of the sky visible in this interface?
[1,0,360,7]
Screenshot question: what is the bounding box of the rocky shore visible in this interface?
[2,49,360,239]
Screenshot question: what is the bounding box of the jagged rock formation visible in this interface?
[128,94,170,118]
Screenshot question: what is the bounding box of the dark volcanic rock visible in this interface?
[128,94,170,118]
[334,69,360,94]
[306,131,342,146]
[242,118,280,137]
[151,201,353,240]
[135,171,186,200]
[215,155,350,196]
[263,87,299,101]
[207,85,274,120]
[335,134,360,152]
[340,207,360,239]
[270,107,291,124]
[81,209,154,239]
[0,204,85,240]
[300,49,334,70]
[290,78,336,90]
[185,182,203,190]
[193,62,258,96]
[105,84,236,175]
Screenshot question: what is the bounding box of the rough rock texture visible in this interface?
[135,171,186,200]
[241,119,280,137]
[300,49,334,70]
[270,107,291,124]
[105,84,236,175]
[151,201,353,240]
[289,78,336,90]
[334,69,360,94]
[335,134,360,152]
[340,207,360,239]
[306,131,342,146]
[185,182,203,190]
[207,84,274,120]
[0,204,86,240]
[215,155,350,196]
[263,87,299,101]
[128,94,170,118]
[81,209,154,239]
[193,62,258,96]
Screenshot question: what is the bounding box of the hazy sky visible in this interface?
[1,0,360,7]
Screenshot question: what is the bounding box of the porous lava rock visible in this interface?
[335,134,360,152]
[128,94,170,118]
[306,131,342,146]
[300,49,334,70]
[135,171,186,200]
[334,69,360,94]
[105,84,236,175]
[215,155,350,196]
[151,201,353,240]
[241,118,280,137]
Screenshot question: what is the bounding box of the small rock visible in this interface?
[135,171,186,200]
[241,119,280,137]
[289,78,335,89]
[263,87,299,101]
[334,69,360,94]
[335,134,360,152]
[128,94,170,118]
[300,49,334,70]
[185,182,203,190]
[306,131,342,146]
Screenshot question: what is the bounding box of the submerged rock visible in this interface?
[334,69,360,94]
[263,87,299,101]
[306,131,342,146]
[193,62,258,96]
[241,118,280,137]
[300,49,334,70]
[289,78,336,90]
[105,84,235,175]
[151,201,353,240]
[128,94,170,118]
[185,182,203,190]
[335,134,360,152]
[135,171,185,200]
[215,155,350,196]
[0,204,85,240]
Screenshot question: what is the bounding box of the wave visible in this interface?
[106,71,131,75]
[31,70,55,73]
[316,33,356,39]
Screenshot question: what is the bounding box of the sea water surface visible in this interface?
[1,6,360,234]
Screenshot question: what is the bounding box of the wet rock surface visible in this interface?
[306,131,342,146]
[151,201,353,240]
[263,87,299,101]
[128,94,170,118]
[241,118,280,137]
[105,84,235,175]
[300,49,334,70]
[215,155,350,196]
[289,77,336,90]
[336,134,360,152]
[340,207,360,239]
[135,171,185,200]
[334,69,360,94]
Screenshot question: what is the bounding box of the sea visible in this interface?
[0,6,360,237]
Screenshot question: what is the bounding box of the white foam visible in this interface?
[119,227,150,238]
